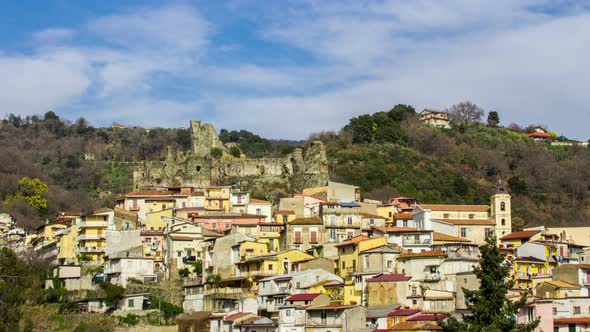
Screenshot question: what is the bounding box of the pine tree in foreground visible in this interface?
[439,235,539,332]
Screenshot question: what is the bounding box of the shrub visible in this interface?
[210,147,223,158]
[229,146,241,158]
[117,313,139,326]
[58,301,79,314]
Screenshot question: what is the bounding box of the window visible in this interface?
[443,213,450,219]
[330,229,336,240]
[256,208,262,215]
[294,231,302,244]
[277,297,283,304]
[296,282,301,288]
[574,306,581,314]
[347,216,353,225]
[412,287,417,296]
[527,307,534,322]
[387,260,393,269]
[310,230,318,243]
[501,202,506,211]
[412,299,417,305]
[128,299,134,308]
[485,228,493,237]
[370,218,375,225]
[403,220,408,227]
[501,218,506,226]
[283,215,288,223]
[553,307,557,315]
[468,214,475,219]
[268,264,273,271]
[286,309,291,317]
[177,251,182,257]
[342,261,346,270]
[460,228,467,238]
[389,212,392,217]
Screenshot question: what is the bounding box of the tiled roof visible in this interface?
[515,256,545,263]
[420,204,489,212]
[394,212,413,219]
[224,312,253,321]
[306,304,357,310]
[527,132,553,138]
[114,207,137,218]
[421,108,447,114]
[391,321,441,331]
[275,210,295,215]
[554,317,590,324]
[434,218,495,225]
[433,232,472,243]
[545,280,579,289]
[372,226,423,233]
[399,250,447,259]
[407,314,447,321]
[193,214,266,219]
[388,308,421,317]
[500,231,540,240]
[287,217,322,225]
[334,235,370,247]
[367,273,412,283]
[286,293,322,301]
[249,198,272,205]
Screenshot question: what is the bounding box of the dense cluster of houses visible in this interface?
[2,180,590,331]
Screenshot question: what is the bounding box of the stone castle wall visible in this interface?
[133,121,328,191]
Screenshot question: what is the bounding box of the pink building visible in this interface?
[517,299,553,331]
[192,214,266,233]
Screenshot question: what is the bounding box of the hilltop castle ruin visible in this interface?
[133,120,329,191]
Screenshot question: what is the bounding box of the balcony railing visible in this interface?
[516,273,532,280]
[424,273,441,282]
[79,221,108,228]
[242,270,277,278]
[75,246,105,253]
[77,234,106,241]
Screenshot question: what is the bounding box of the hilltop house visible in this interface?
[419,108,450,128]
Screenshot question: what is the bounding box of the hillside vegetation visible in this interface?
[0,105,588,229]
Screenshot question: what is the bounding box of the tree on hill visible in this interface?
[448,101,484,126]
[439,235,539,331]
[487,111,500,127]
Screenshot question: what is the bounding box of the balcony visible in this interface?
[204,287,250,299]
[79,221,108,228]
[424,273,441,282]
[242,270,277,278]
[516,273,532,280]
[183,256,198,264]
[402,238,432,246]
[75,246,105,253]
[77,234,106,241]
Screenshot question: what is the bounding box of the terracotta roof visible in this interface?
[122,190,175,197]
[407,314,447,321]
[391,321,441,331]
[399,250,447,259]
[420,204,489,212]
[515,256,545,263]
[554,317,590,324]
[367,273,412,283]
[527,132,553,138]
[388,308,421,317]
[114,207,137,218]
[275,210,295,215]
[224,312,253,321]
[545,280,579,289]
[433,232,472,243]
[175,207,205,211]
[394,212,413,219]
[421,108,447,114]
[372,226,424,233]
[435,218,495,226]
[287,217,323,225]
[286,293,322,301]
[144,196,177,201]
[334,235,370,247]
[249,198,272,205]
[170,235,198,241]
[500,231,540,240]
[306,304,357,310]
[192,214,266,219]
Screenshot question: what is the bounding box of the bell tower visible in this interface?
[491,180,511,241]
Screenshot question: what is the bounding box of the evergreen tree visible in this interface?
[487,111,500,126]
[439,236,539,332]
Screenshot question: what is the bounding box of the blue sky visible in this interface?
[1,1,589,139]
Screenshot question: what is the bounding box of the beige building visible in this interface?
[284,217,325,252]
[419,108,450,127]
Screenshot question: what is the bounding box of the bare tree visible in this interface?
[447,101,484,126]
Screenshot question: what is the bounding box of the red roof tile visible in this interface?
[388,308,421,317]
[367,273,412,283]
[275,210,295,215]
[554,317,590,324]
[527,132,553,138]
[249,198,272,205]
[394,212,413,220]
[500,230,540,240]
[286,293,322,301]
[407,314,447,321]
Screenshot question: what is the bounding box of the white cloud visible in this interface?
[32,28,75,44]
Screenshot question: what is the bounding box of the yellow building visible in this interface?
[56,226,78,265]
[274,210,296,224]
[205,186,231,213]
[377,205,397,224]
[144,208,173,232]
[335,236,388,304]
[77,208,114,264]
[258,222,283,252]
[514,243,557,289]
